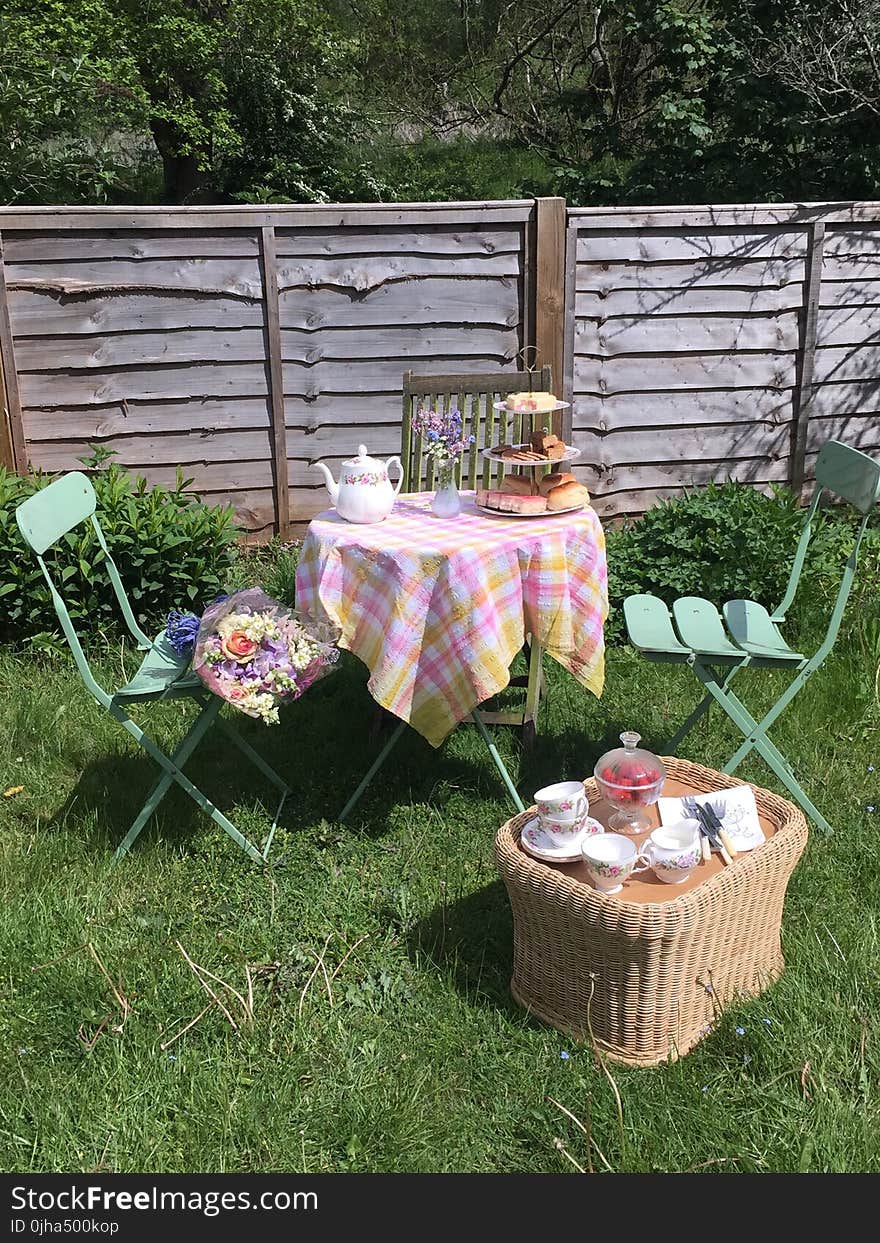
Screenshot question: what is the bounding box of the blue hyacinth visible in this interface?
[165,609,201,656]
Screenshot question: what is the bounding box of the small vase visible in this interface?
[431,467,461,518]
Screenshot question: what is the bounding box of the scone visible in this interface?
[538,471,577,498]
[546,481,589,510]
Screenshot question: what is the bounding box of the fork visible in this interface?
[682,796,713,863]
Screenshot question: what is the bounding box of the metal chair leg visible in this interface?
[111,700,268,864]
[471,707,525,812]
[691,663,833,834]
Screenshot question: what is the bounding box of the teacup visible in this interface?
[639,820,702,884]
[535,781,589,826]
[580,832,640,894]
[539,809,600,849]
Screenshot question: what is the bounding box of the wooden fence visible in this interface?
[0,200,545,538]
[1,198,879,534]
[564,202,880,516]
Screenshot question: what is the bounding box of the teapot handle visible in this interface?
[385,456,404,497]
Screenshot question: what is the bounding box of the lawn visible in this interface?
[1,556,878,1174]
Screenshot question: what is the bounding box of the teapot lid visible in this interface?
[342,444,381,469]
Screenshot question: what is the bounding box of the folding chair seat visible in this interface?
[113,631,202,700]
[15,471,289,864]
[624,440,880,835]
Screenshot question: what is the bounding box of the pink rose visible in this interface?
[221,629,258,662]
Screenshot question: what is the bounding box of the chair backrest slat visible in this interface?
[401,366,554,492]
[815,440,880,513]
[15,471,96,554]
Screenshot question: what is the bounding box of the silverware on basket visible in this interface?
[702,799,738,859]
[683,796,732,866]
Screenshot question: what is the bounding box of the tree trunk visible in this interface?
[149,117,212,204]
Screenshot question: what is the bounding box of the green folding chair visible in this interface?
[15,471,289,864]
[623,440,880,835]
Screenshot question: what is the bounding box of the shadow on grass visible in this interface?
[42,653,544,858]
[406,880,519,1015]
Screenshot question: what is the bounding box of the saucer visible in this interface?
[520,816,604,862]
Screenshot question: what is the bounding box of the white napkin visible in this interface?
[657,785,766,851]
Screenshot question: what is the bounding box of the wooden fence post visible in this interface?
[260,225,290,538]
[0,233,27,472]
[790,220,825,494]
[534,197,567,437]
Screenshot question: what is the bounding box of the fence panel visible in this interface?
[0,203,535,536]
[564,202,880,518]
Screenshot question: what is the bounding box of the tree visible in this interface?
[0,1,149,204]
[0,0,378,204]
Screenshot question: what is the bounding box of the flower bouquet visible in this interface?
[411,403,475,517]
[167,588,339,724]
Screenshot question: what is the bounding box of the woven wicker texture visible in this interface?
[493,758,808,1066]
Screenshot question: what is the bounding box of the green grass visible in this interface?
[1,581,879,1173]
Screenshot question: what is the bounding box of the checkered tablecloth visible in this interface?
[295,491,608,747]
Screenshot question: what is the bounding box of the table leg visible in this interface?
[341,707,525,822]
[338,716,408,822]
[470,708,526,813]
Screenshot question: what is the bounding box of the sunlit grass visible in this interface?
[1,582,878,1173]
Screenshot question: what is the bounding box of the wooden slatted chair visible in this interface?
[401,366,557,746]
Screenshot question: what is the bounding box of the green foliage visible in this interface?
[0,450,238,645]
[225,537,301,607]
[604,482,806,641]
[357,135,552,203]
[0,0,151,204]
[604,482,880,643]
[4,0,880,207]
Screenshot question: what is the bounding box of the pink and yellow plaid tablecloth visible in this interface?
[295,491,608,747]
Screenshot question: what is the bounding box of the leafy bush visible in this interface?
[225,537,300,607]
[604,482,808,642]
[0,452,239,645]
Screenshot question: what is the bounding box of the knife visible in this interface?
[682,798,714,864]
[684,799,732,866]
[702,801,738,859]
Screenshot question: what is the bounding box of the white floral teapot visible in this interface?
[312,444,404,523]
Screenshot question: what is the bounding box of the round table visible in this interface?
[295,490,609,748]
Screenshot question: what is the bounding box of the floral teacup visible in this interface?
[580,832,640,894]
[538,809,597,849]
[535,780,589,826]
[639,820,702,884]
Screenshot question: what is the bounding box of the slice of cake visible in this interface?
[504,391,558,413]
[530,430,560,456]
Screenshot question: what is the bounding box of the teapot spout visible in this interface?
[312,460,338,503]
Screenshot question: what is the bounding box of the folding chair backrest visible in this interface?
[774,440,880,656]
[815,439,880,513]
[16,471,154,705]
[401,366,554,491]
[15,470,97,554]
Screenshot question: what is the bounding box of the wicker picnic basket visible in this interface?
[493,757,808,1066]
